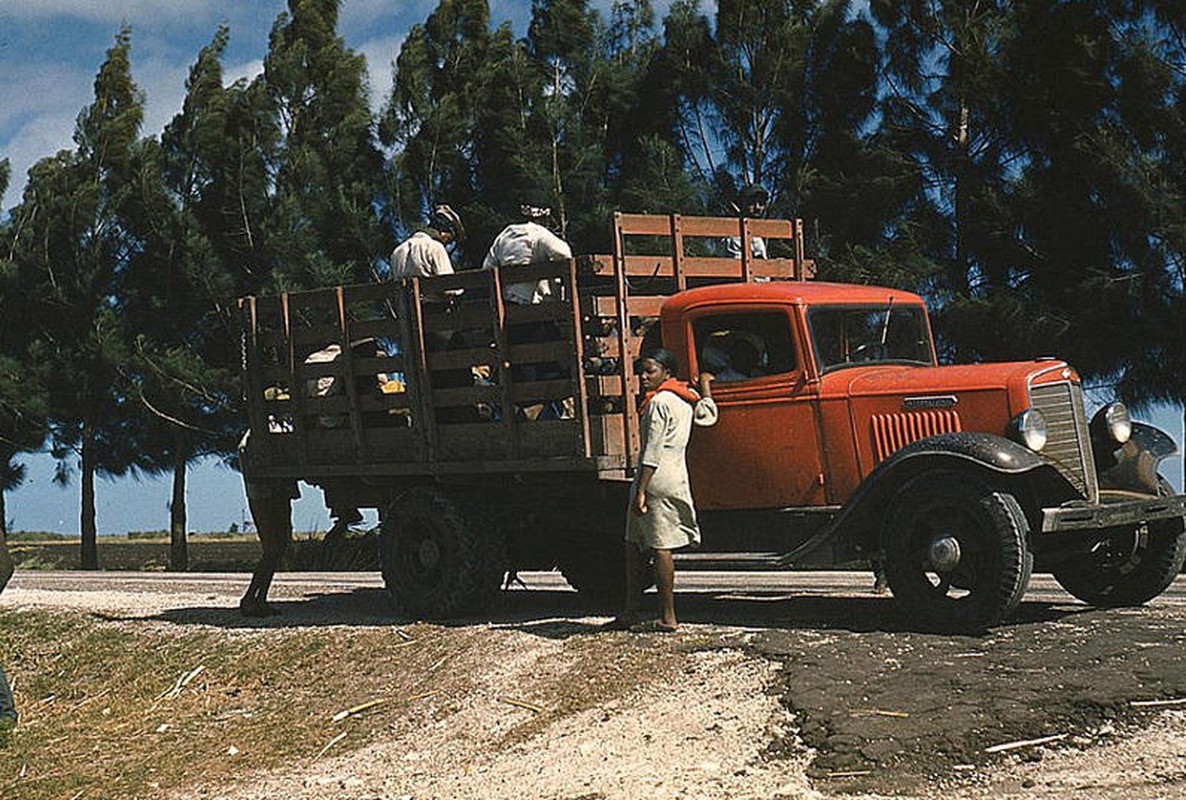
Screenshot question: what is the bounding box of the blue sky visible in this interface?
[1,0,1181,534]
[0,0,681,534]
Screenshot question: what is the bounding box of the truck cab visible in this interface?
[662,281,1186,628]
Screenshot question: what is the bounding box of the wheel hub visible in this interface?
[417,538,442,569]
[928,536,962,571]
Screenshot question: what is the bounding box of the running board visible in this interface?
[673,552,786,570]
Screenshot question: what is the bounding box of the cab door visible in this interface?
[684,306,825,509]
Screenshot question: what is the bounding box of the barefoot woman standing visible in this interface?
[614,348,710,632]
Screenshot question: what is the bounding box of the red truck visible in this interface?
[239,213,1186,629]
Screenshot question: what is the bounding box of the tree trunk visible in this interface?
[0,486,6,538]
[951,99,972,298]
[170,444,189,572]
[80,428,98,570]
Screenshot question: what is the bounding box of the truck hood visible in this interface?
[826,359,1076,399]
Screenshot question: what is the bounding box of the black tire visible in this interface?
[1052,478,1186,607]
[379,486,505,619]
[884,470,1031,630]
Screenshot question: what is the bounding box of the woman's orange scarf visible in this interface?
[640,377,701,413]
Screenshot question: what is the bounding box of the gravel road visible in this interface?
[5,569,1186,799]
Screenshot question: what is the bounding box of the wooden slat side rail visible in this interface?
[416,270,493,294]
[612,212,637,467]
[566,256,593,458]
[584,254,799,279]
[421,305,491,331]
[509,379,573,403]
[590,295,666,318]
[587,375,629,396]
[357,393,414,412]
[428,346,499,371]
[341,283,401,303]
[491,260,572,284]
[676,216,795,239]
[352,355,405,373]
[333,286,368,462]
[299,395,352,414]
[507,340,571,364]
[487,264,519,460]
[614,213,796,240]
[348,318,402,340]
[504,301,574,324]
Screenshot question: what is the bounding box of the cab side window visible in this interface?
[693,312,796,383]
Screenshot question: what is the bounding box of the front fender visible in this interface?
[778,432,1069,566]
[1098,422,1177,495]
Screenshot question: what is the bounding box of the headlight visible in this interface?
[1008,408,1047,452]
[1091,402,1132,446]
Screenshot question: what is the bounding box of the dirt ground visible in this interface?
[3,572,1186,799]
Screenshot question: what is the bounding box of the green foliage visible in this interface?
[263,0,387,289]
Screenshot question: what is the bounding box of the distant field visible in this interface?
[8,532,379,572]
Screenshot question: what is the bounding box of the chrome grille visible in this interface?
[1029,381,1098,501]
[871,409,962,463]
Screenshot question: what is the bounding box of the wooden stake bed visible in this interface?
[239,214,812,487]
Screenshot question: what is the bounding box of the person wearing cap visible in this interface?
[391,205,466,356]
[390,204,466,286]
[482,189,573,305]
[725,183,769,260]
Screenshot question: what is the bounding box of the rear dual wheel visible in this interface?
[379,487,505,619]
[884,470,1032,630]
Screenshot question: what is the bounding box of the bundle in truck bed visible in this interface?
[238,213,811,485]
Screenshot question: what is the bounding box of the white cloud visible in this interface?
[224,57,264,89]
[357,34,404,112]
[0,62,93,210]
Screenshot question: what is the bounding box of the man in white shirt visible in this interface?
[725,183,769,260]
[482,189,572,305]
[390,204,465,283]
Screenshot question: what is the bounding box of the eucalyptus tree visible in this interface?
[5,29,146,566]
[0,159,50,538]
[262,0,387,289]
[121,27,244,569]
[382,0,500,263]
[492,0,664,250]
[873,0,1186,392]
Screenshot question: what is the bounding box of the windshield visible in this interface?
[808,304,934,373]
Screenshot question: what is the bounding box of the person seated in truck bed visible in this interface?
[390,204,466,307]
[725,182,769,260]
[483,188,574,418]
[482,188,572,305]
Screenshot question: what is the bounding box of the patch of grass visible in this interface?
[0,609,476,800]
[10,534,381,573]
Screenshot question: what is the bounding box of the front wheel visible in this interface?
[379,486,505,619]
[1053,476,1186,608]
[1052,521,1185,607]
[884,470,1032,630]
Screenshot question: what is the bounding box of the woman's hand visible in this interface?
[698,372,715,398]
[632,490,648,516]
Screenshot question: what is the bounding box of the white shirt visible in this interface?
[390,231,455,279]
[725,234,768,259]
[482,221,573,305]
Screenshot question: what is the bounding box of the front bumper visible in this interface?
[1041,492,1186,533]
